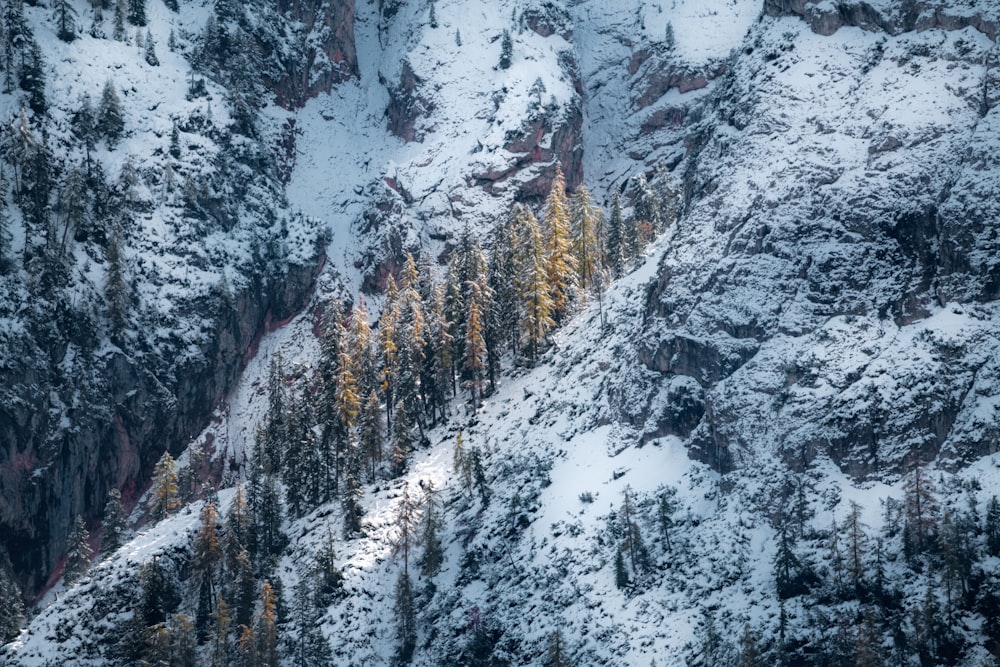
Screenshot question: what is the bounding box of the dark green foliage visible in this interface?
[101,488,128,554]
[97,80,125,147]
[604,189,623,278]
[169,121,181,159]
[292,579,331,666]
[312,535,344,607]
[64,515,92,584]
[138,556,180,627]
[0,568,24,643]
[498,29,512,69]
[394,571,416,663]
[54,0,77,42]
[144,30,158,66]
[127,0,146,26]
[19,38,46,116]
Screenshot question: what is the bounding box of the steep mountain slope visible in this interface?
[6,0,1000,665]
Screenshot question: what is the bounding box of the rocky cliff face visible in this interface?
[635,0,1000,479]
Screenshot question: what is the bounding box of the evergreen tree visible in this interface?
[630,173,661,243]
[73,94,97,158]
[144,30,158,66]
[0,569,24,643]
[64,514,92,584]
[102,487,129,554]
[292,579,331,666]
[570,184,603,291]
[844,500,867,594]
[498,29,512,69]
[255,582,280,667]
[54,0,77,42]
[421,277,453,425]
[394,571,416,663]
[420,481,443,577]
[902,461,938,558]
[390,401,412,477]
[619,486,649,579]
[150,451,180,520]
[428,1,437,28]
[547,629,571,667]
[393,482,419,577]
[542,165,577,321]
[138,555,180,627]
[487,214,519,359]
[341,439,364,537]
[512,203,553,363]
[394,254,426,433]
[359,390,383,481]
[657,487,677,553]
[19,39,46,116]
[210,595,233,667]
[181,440,204,501]
[664,21,675,50]
[193,501,222,582]
[113,0,126,40]
[97,80,125,147]
[462,280,487,404]
[985,495,1000,557]
[127,0,146,26]
[223,485,250,574]
[312,533,344,606]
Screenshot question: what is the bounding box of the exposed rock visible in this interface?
[385,61,434,143]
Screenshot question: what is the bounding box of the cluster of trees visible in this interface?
[690,463,1000,666]
[248,165,678,538]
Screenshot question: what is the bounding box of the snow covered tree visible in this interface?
[394,254,426,433]
[64,514,92,584]
[547,629,571,667]
[127,0,146,26]
[312,533,344,606]
[144,29,158,66]
[986,495,1000,557]
[393,481,420,577]
[169,121,181,159]
[102,487,129,554]
[428,0,437,28]
[902,460,938,559]
[512,203,553,363]
[664,21,675,50]
[498,29,512,69]
[421,279,453,425]
[210,595,233,667]
[194,501,222,581]
[630,173,661,244]
[542,165,577,322]
[570,184,603,291]
[487,214,519,359]
[358,390,383,481]
[390,401,412,477]
[0,569,24,643]
[619,486,649,580]
[138,555,180,627]
[54,0,77,42]
[420,481,443,577]
[113,0,126,40]
[255,582,280,667]
[292,579,331,665]
[844,500,867,593]
[394,571,416,663]
[19,39,46,116]
[97,80,125,147]
[341,439,364,537]
[462,280,487,404]
[150,451,180,520]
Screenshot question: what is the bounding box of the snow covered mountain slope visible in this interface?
[7,0,1000,665]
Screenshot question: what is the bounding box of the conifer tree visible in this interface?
[421,279,453,425]
[150,451,180,520]
[341,439,364,537]
[393,481,419,577]
[181,440,204,501]
[420,481,443,577]
[54,0,77,42]
[512,203,553,362]
[64,514,92,584]
[845,500,867,593]
[113,0,126,40]
[463,280,487,404]
[498,29,512,69]
[359,390,383,481]
[102,487,129,554]
[390,401,412,477]
[194,501,222,582]
[380,276,400,431]
[127,0,146,26]
[903,461,938,558]
[394,571,417,663]
[169,121,181,159]
[453,432,473,498]
[349,296,379,400]
[144,30,158,66]
[986,495,1000,557]
[619,486,648,579]
[630,173,661,243]
[0,569,24,643]
[97,80,125,147]
[255,582,280,667]
[547,629,571,667]
[293,579,331,665]
[542,165,577,321]
[487,214,519,359]
[19,39,46,116]
[395,254,426,433]
[210,595,233,667]
[428,0,437,28]
[570,184,603,291]
[138,555,180,627]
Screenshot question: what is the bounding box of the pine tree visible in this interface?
[150,451,180,520]
[394,254,426,433]
[462,280,487,404]
[19,39,46,116]
[542,165,577,321]
[420,481,443,577]
[844,500,867,594]
[210,595,233,667]
[498,29,512,69]
[97,80,125,147]
[512,203,553,363]
[255,582,280,667]
[144,30,158,66]
[138,555,180,627]
[570,184,603,291]
[619,486,648,579]
[64,514,92,584]
[393,481,419,577]
[292,579,331,665]
[421,278,453,425]
[113,0,126,40]
[664,22,675,50]
[127,0,146,26]
[223,485,250,574]
[102,487,129,554]
[986,495,1000,557]
[193,501,222,581]
[359,390,383,481]
[54,0,77,42]
[394,571,416,662]
[428,1,437,28]
[390,401,412,477]
[0,569,24,644]
[341,439,364,537]
[902,460,938,558]
[487,214,519,359]
[547,629,571,667]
